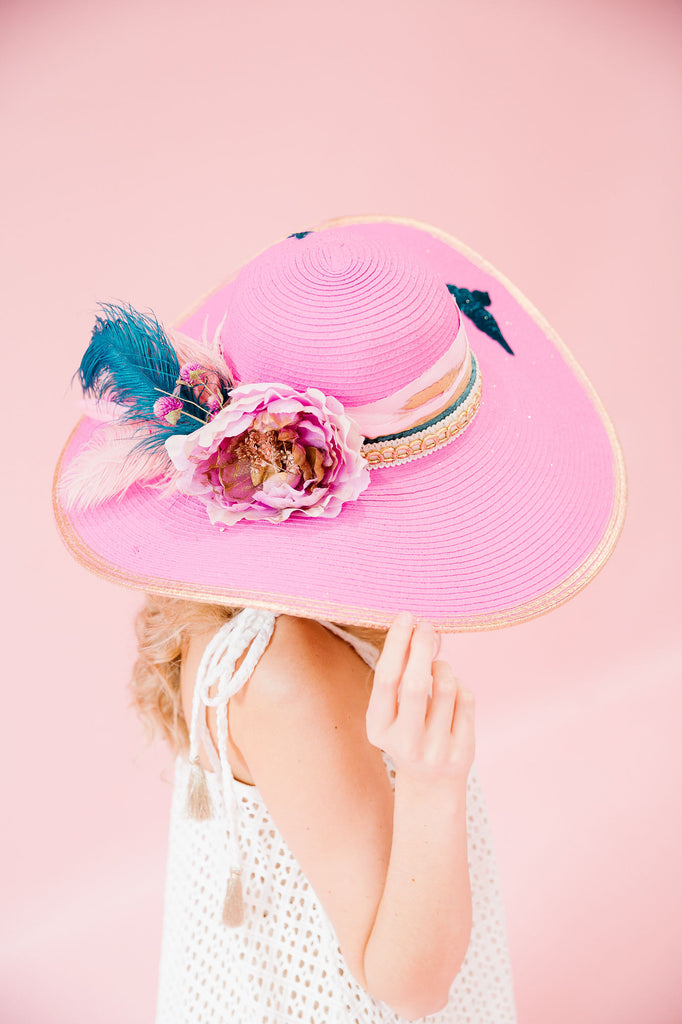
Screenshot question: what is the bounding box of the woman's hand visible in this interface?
[366,612,475,784]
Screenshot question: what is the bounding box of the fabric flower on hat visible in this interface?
[165,382,370,525]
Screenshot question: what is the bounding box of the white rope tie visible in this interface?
[186,607,278,925]
[316,619,381,670]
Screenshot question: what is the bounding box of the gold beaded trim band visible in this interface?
[361,354,482,467]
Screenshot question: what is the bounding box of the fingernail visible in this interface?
[417,619,433,634]
[395,611,413,628]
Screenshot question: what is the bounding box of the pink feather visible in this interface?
[61,321,233,511]
[59,421,176,510]
[172,324,235,385]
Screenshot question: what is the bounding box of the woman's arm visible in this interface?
[226,612,474,1021]
[362,615,475,1018]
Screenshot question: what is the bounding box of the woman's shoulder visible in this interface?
[180,611,376,782]
[267,610,374,669]
[231,611,374,719]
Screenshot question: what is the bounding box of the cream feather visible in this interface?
[61,315,233,512]
[173,314,234,385]
[59,421,176,510]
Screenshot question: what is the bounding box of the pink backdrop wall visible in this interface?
[2,1,680,1021]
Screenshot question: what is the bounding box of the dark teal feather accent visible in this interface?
[447,285,514,355]
[78,302,231,451]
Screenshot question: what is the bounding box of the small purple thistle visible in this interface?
[179,362,209,386]
[206,394,223,417]
[154,395,184,426]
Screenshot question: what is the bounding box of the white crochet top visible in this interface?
[156,608,517,1024]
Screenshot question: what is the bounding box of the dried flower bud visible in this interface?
[179,362,209,386]
[154,395,184,426]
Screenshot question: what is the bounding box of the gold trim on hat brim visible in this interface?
[52,214,628,633]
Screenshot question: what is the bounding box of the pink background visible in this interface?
[2,1,680,1021]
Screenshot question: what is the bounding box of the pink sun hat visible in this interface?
[53,215,627,631]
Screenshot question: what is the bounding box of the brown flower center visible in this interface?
[233,429,297,475]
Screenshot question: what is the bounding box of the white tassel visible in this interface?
[222,868,244,927]
[186,757,212,820]
[187,610,276,928]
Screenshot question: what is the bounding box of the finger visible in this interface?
[449,684,476,763]
[366,612,414,736]
[395,619,435,735]
[424,662,458,749]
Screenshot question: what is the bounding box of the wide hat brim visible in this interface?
[53,215,627,631]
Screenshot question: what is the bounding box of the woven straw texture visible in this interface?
[54,217,626,630]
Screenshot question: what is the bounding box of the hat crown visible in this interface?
[220,227,460,407]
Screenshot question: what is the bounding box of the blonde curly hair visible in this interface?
[131,594,388,756]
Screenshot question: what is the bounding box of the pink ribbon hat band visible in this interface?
[53,215,627,631]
